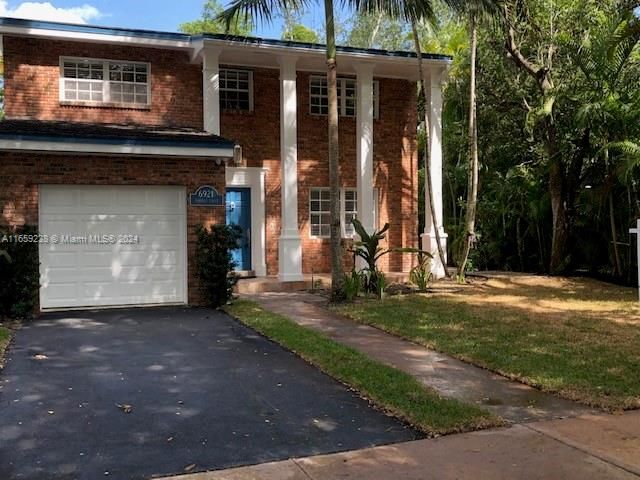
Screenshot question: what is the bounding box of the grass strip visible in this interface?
[225,299,503,436]
[336,295,640,411]
[0,326,11,369]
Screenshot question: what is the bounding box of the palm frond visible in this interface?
[218,0,311,31]
[352,0,435,23]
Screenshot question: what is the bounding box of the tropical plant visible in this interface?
[453,0,501,279]
[350,218,392,294]
[409,250,433,292]
[343,269,363,301]
[410,18,449,276]
[220,0,436,301]
[572,7,640,276]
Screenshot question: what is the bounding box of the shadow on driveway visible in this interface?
[0,307,418,480]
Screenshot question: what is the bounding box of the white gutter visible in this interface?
[0,139,234,158]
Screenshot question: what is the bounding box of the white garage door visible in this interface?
[39,185,187,309]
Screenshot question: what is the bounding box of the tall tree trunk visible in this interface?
[324,0,344,300]
[609,192,622,277]
[368,11,384,47]
[411,19,449,276]
[457,15,479,278]
[548,153,570,273]
[503,5,570,274]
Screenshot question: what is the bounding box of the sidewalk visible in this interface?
[159,291,639,480]
[246,292,593,423]
[161,411,640,480]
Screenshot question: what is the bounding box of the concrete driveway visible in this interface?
[0,307,418,480]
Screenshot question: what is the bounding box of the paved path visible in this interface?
[0,307,417,480]
[161,411,640,480]
[247,292,594,423]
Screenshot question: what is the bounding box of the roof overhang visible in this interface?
[195,36,451,80]
[0,17,193,51]
[0,136,235,159]
[0,17,452,81]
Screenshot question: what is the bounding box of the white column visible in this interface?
[278,56,303,282]
[202,48,221,135]
[355,63,375,236]
[421,67,448,278]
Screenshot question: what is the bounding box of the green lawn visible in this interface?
[0,326,11,368]
[225,300,502,436]
[335,276,640,411]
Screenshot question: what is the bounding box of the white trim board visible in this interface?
[0,139,234,158]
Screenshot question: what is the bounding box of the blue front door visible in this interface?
[226,188,251,270]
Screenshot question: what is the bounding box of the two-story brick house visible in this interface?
[0,17,450,310]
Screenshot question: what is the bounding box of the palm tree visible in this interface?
[220,0,435,300]
[451,0,501,279]
[410,18,449,276]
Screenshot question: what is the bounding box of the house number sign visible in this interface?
[189,185,224,206]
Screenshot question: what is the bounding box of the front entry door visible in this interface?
[226,188,251,271]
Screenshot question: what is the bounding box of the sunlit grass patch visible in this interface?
[336,276,640,411]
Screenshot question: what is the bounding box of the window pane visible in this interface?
[219,69,251,111]
[123,72,134,82]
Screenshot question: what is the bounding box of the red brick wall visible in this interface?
[3,36,203,128]
[3,38,418,276]
[0,152,225,305]
[223,68,418,275]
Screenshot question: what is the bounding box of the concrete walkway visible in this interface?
[161,411,640,480]
[246,292,593,423]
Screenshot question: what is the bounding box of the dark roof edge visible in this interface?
[197,33,452,61]
[0,132,236,149]
[0,16,452,61]
[0,17,191,41]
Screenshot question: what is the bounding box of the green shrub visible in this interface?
[0,225,40,318]
[343,269,363,301]
[195,224,242,308]
[410,251,433,292]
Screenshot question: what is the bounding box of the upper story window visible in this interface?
[60,57,150,107]
[309,76,379,119]
[220,68,253,111]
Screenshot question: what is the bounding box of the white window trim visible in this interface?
[309,75,379,119]
[310,187,377,239]
[220,68,254,112]
[59,56,151,108]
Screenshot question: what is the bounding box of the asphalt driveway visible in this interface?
[0,307,418,480]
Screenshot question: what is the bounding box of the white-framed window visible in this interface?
[310,188,371,238]
[343,189,358,237]
[309,76,379,119]
[220,68,253,111]
[309,188,332,237]
[60,57,150,107]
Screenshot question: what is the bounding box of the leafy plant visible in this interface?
[0,225,40,318]
[343,269,363,301]
[410,251,433,292]
[195,224,242,308]
[350,218,392,295]
[376,271,388,300]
